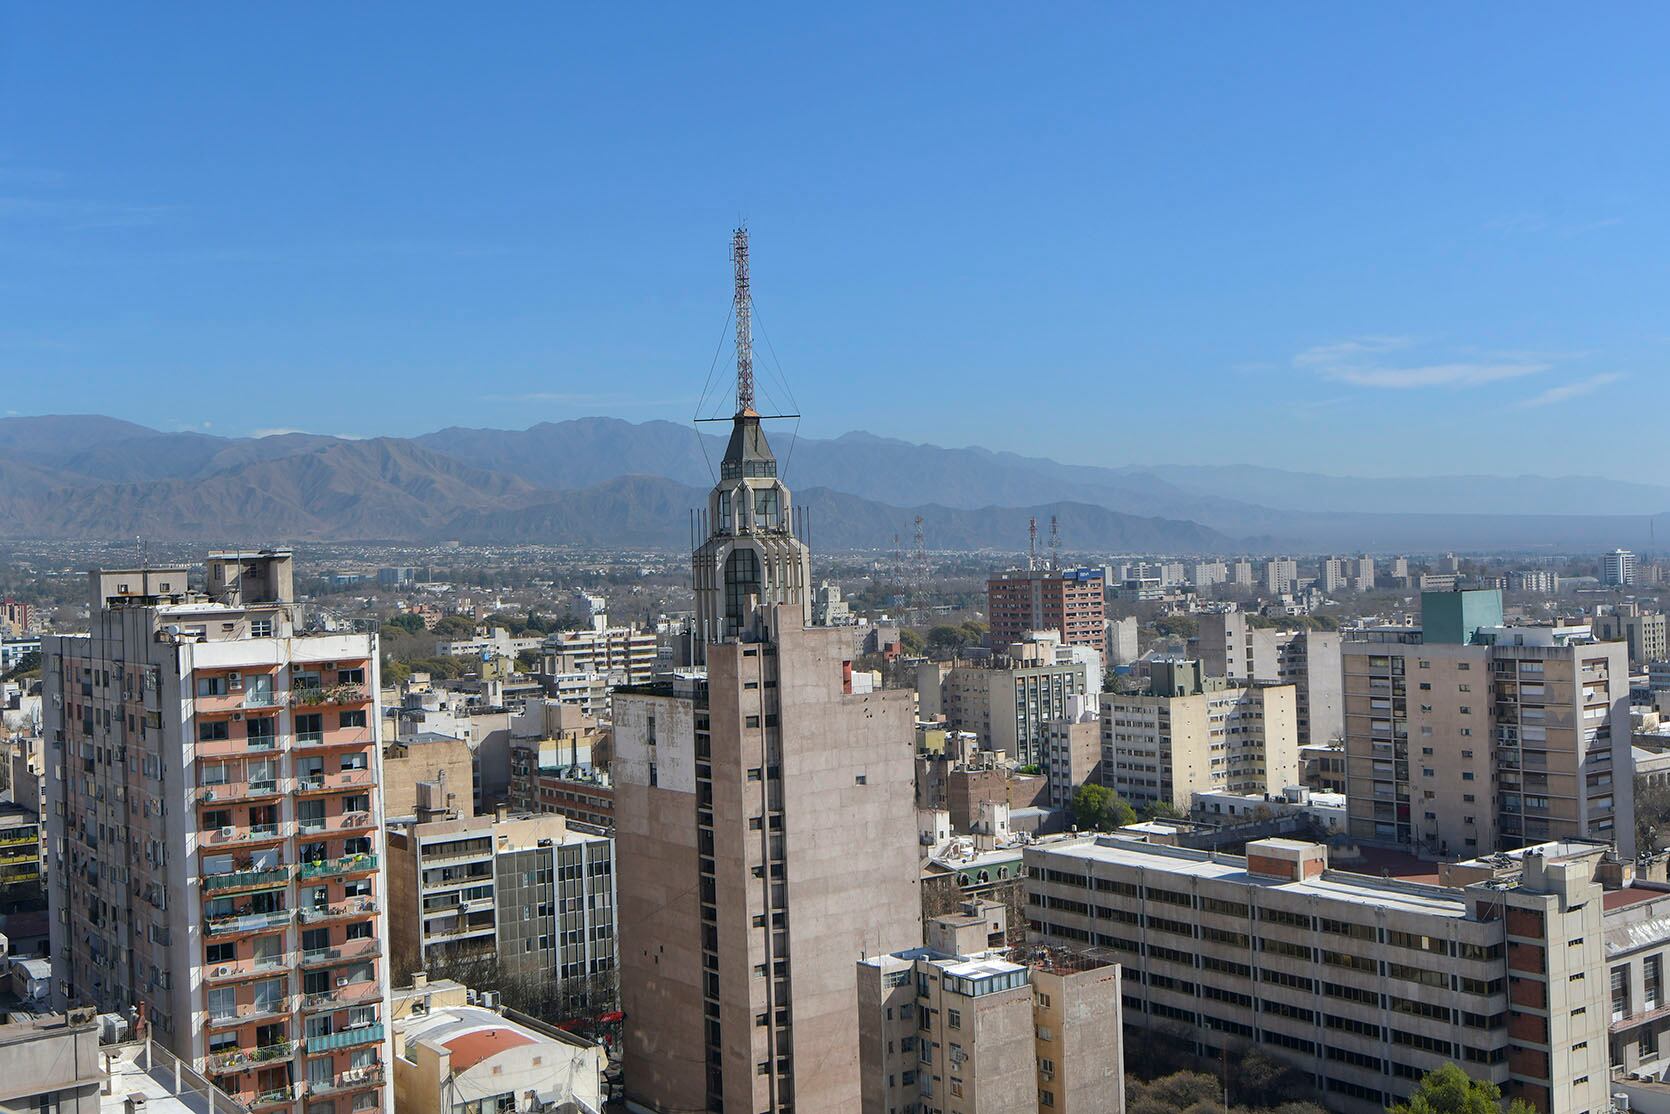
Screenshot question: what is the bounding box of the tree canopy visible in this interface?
[1389,1064,1535,1114]
[1071,783,1137,831]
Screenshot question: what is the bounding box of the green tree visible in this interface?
[1070,784,1137,832]
[927,625,971,655]
[898,629,926,656]
[1389,1064,1535,1114]
[1638,773,1670,854]
[1,651,40,681]
[385,612,427,635]
[1143,800,1185,821]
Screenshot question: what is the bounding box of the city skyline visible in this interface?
[4,7,1669,475]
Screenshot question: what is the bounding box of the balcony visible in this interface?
[195,732,281,760]
[289,685,367,708]
[202,823,287,848]
[297,854,377,882]
[206,1000,292,1030]
[203,865,291,895]
[197,779,285,805]
[206,909,294,937]
[301,980,382,1013]
[292,728,374,750]
[206,1040,297,1074]
[296,812,375,837]
[295,769,374,795]
[250,1085,297,1110]
[300,935,382,966]
[205,953,293,984]
[304,1064,385,1098]
[297,897,379,926]
[306,1023,384,1053]
[0,833,38,850]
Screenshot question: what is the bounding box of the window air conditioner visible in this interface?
[219,826,236,838]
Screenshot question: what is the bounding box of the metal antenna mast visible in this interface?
[1028,517,1039,572]
[733,227,754,414]
[1050,515,1061,572]
[913,516,927,583]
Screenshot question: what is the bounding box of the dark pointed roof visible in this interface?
[720,410,778,479]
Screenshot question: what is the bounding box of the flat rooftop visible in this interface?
[1036,837,1470,918]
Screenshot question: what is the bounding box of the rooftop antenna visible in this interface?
[1049,515,1061,573]
[733,226,753,415]
[913,516,927,583]
[1028,517,1039,572]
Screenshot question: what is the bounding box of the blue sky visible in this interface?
[0,6,1665,477]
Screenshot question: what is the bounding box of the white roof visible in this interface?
[1038,837,1469,918]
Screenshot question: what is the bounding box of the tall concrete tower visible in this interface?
[617,231,920,1114]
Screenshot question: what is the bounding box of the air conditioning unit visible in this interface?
[232,713,244,721]
[337,976,349,987]
[214,966,230,977]
[227,672,242,685]
[219,826,236,838]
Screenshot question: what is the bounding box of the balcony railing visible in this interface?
[292,728,374,750]
[197,779,284,805]
[297,854,377,882]
[203,865,291,894]
[301,980,382,1013]
[300,935,382,966]
[296,812,374,837]
[206,999,292,1029]
[306,1022,384,1053]
[296,769,374,793]
[206,909,294,936]
[289,685,367,707]
[304,1064,385,1097]
[206,1040,296,1074]
[205,953,293,983]
[250,1085,296,1108]
[297,897,379,926]
[202,823,287,848]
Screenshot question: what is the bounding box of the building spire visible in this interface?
[733,226,754,416]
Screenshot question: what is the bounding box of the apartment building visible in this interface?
[1512,571,1562,595]
[42,550,392,1114]
[1352,556,1375,592]
[1263,558,1299,595]
[1195,612,1343,747]
[1605,550,1638,588]
[616,385,920,1114]
[508,740,614,830]
[1106,617,1139,668]
[986,568,1106,651]
[1593,609,1668,669]
[936,635,1097,767]
[384,810,615,1006]
[857,901,1123,1114]
[1100,660,1298,810]
[1026,835,1612,1114]
[540,626,657,687]
[1321,558,1347,594]
[1342,590,1633,859]
[0,802,42,912]
[1043,699,1101,811]
[1231,561,1255,589]
[1190,562,1228,589]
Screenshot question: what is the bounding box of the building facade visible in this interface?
[939,639,1096,767]
[1195,613,1343,747]
[384,810,615,1013]
[1342,590,1633,859]
[1100,661,1298,811]
[615,371,921,1114]
[1026,835,1612,1114]
[986,568,1106,651]
[43,550,392,1113]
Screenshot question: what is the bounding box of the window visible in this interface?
[250,618,273,637]
[1613,966,1631,1022]
[198,720,229,742]
[947,1009,961,1029]
[338,710,366,729]
[1648,957,1663,1012]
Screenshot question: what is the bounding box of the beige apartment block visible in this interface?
[1196,613,1343,747]
[616,395,921,1114]
[1026,835,1612,1114]
[938,637,1095,767]
[857,902,1123,1114]
[1343,591,1633,859]
[42,550,393,1114]
[1101,661,1297,810]
[380,733,475,821]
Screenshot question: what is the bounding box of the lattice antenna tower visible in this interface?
[1028,517,1039,572]
[913,515,927,584]
[732,227,753,414]
[1050,515,1061,573]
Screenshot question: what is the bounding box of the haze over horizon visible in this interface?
[4,7,1668,477]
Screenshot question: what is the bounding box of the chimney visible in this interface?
[495,803,508,824]
[411,970,428,990]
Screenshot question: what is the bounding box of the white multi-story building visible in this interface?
[1604,549,1638,587]
[43,550,392,1113]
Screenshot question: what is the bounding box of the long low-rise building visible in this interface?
[1025,834,1613,1114]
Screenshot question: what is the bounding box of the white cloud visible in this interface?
[1518,373,1623,408]
[1295,337,1548,389]
[201,420,213,429]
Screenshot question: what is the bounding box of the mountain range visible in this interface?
[0,414,1665,554]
